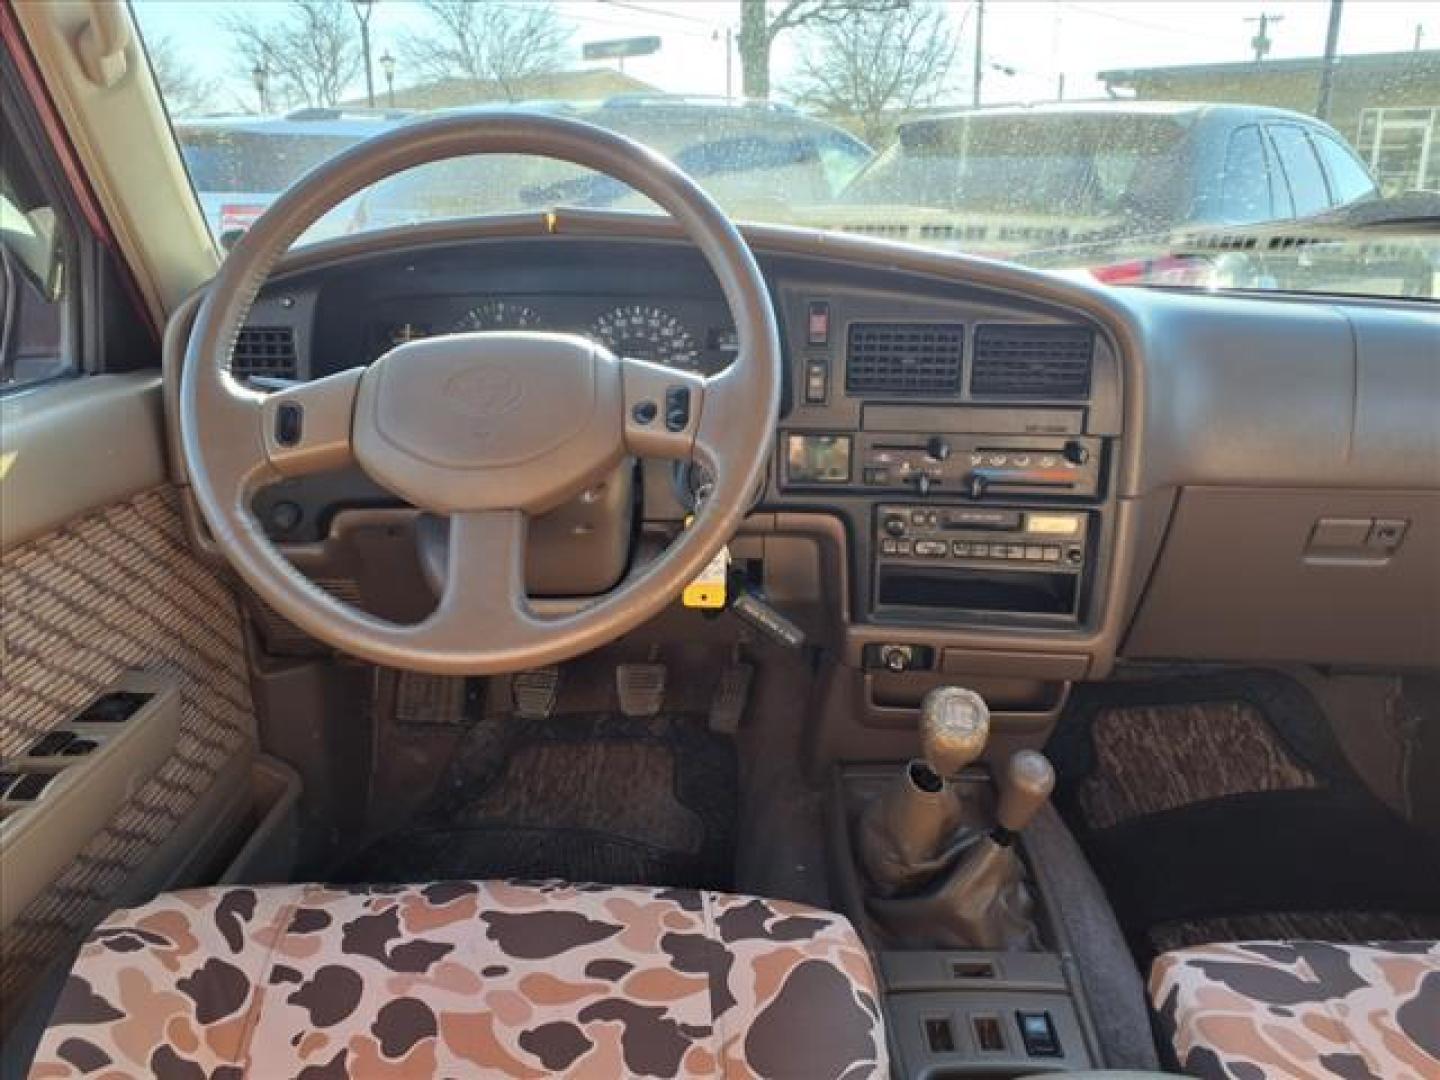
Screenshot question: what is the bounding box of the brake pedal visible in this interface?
[616,662,667,718]
[511,666,559,719]
[709,662,754,734]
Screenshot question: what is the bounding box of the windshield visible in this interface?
[135,0,1439,300]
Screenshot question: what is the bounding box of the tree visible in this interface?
[791,3,958,143]
[736,0,906,100]
[146,33,218,116]
[224,0,363,111]
[403,1,570,102]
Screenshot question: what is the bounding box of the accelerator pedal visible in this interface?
[708,660,754,735]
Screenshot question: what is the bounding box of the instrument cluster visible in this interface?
[372,296,738,375]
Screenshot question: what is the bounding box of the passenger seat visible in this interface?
[1149,939,1440,1078]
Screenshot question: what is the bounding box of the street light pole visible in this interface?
[379,51,395,108]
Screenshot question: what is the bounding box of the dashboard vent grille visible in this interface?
[231,326,297,381]
[846,322,964,396]
[971,324,1093,399]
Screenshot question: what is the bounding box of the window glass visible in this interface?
[0,111,73,389]
[1220,125,1273,224]
[132,0,1439,300]
[1313,132,1379,206]
[1268,124,1331,218]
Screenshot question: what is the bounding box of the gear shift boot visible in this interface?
[868,835,1039,951]
[857,760,967,896]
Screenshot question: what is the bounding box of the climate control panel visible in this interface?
[782,431,1103,500]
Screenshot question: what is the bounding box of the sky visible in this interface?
[133,0,1438,114]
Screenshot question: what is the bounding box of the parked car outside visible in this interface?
[816,101,1388,286]
[174,110,409,247]
[345,95,873,233]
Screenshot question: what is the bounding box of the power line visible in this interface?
[1058,3,1233,45]
[596,0,726,29]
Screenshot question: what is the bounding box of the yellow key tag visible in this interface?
[683,544,729,609]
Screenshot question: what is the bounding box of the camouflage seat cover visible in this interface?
[30,880,887,1079]
[1149,939,1440,1079]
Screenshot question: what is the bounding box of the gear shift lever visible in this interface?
[994,749,1056,841]
[858,687,990,895]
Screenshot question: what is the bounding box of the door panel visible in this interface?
[0,377,256,1020]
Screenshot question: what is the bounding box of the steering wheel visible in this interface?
[180,113,781,675]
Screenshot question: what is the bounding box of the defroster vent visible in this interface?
[846,322,964,396]
[231,326,298,381]
[971,324,1093,399]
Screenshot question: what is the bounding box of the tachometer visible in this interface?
[590,305,699,371]
[453,300,541,331]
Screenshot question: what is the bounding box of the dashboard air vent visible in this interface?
[971,324,1093,399]
[231,326,297,381]
[845,322,964,396]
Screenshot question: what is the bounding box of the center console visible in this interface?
[771,282,1124,694]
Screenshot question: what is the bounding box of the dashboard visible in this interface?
[210,213,1438,686]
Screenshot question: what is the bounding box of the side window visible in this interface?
[0,105,74,389]
[1267,124,1331,218]
[1313,132,1379,207]
[1219,125,1274,224]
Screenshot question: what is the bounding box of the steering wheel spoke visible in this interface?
[259,367,362,478]
[420,509,535,650]
[621,356,706,460]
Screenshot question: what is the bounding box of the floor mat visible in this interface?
[335,712,737,890]
[1046,670,1440,962]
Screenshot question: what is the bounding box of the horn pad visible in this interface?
[353,332,625,513]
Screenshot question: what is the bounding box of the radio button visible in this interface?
[1043,545,1062,562]
[951,542,971,557]
[914,540,948,558]
[971,543,990,557]
[1025,545,1044,561]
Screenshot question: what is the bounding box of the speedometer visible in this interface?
[453,301,541,331]
[590,305,699,371]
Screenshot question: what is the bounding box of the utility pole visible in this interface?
[972,0,985,107]
[1416,24,1425,52]
[1245,12,1283,62]
[1316,0,1343,121]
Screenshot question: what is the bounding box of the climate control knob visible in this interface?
[883,514,907,537]
[926,436,952,462]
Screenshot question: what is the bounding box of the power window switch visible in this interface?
[1016,1011,1060,1058]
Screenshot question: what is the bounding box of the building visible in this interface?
[1100,50,1440,194]
[348,68,657,111]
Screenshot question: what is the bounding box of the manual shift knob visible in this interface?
[919,687,990,779]
[995,750,1056,835]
